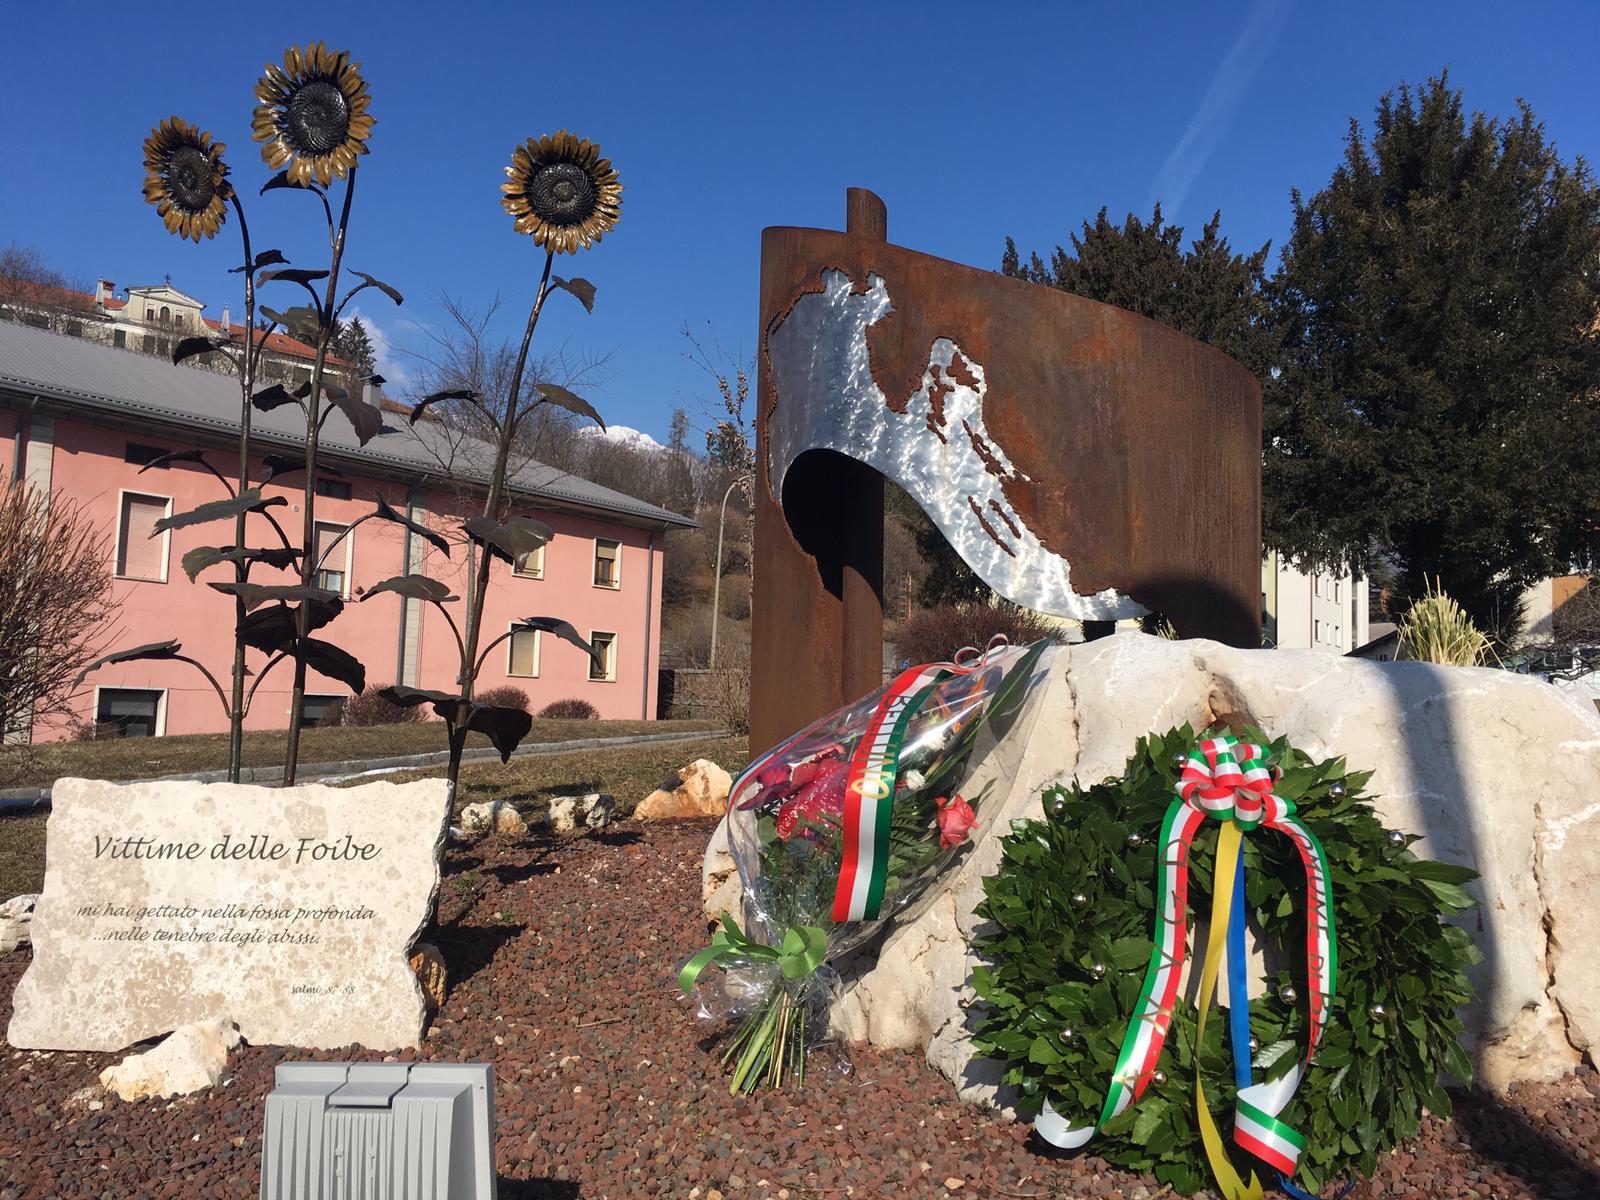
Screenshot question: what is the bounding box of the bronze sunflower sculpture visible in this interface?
[501,131,622,253]
[142,117,232,241]
[252,42,374,186]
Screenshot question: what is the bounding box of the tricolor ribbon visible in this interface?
[831,661,953,922]
[1036,735,1338,1200]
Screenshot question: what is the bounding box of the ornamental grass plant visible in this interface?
[1397,580,1493,666]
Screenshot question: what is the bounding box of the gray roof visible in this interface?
[0,320,696,529]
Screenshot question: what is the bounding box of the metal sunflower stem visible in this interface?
[283,167,358,785]
[446,250,555,796]
[226,193,258,783]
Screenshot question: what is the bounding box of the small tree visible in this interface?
[0,483,114,751]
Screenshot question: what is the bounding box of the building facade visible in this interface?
[1261,549,1369,653]
[0,320,693,740]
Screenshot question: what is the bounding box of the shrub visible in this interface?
[888,601,1063,667]
[475,685,530,712]
[676,645,750,736]
[537,697,599,720]
[318,684,422,727]
[718,571,752,621]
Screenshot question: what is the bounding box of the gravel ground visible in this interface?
[1,820,1596,1199]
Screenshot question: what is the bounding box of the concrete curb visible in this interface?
[0,727,729,814]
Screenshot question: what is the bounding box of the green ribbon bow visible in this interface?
[677,913,829,995]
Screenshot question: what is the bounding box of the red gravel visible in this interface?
[1,820,1596,1199]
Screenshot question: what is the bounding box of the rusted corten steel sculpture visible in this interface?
[751,188,1262,750]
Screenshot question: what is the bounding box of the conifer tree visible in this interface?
[1268,75,1600,632]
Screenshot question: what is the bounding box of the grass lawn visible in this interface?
[0,734,749,900]
[0,717,717,792]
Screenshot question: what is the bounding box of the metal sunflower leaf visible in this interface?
[259,305,323,342]
[297,637,365,695]
[260,169,324,196]
[74,640,183,686]
[350,271,403,306]
[411,388,478,424]
[361,574,457,604]
[207,581,341,611]
[371,495,452,557]
[257,267,330,287]
[324,389,387,446]
[231,248,289,273]
[138,448,210,473]
[459,702,534,763]
[252,384,302,413]
[181,545,301,582]
[154,489,287,535]
[463,516,554,565]
[517,616,600,669]
[237,598,342,653]
[379,684,460,709]
[536,383,605,429]
[172,336,232,365]
[551,276,597,313]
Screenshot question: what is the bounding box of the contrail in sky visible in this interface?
[1151,0,1293,220]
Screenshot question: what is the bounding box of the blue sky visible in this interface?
[4,2,1596,443]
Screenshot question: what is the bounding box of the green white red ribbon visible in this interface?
[832,663,952,922]
[1036,735,1338,1198]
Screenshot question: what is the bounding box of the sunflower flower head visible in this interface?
[252,42,373,186]
[142,117,232,242]
[501,131,622,254]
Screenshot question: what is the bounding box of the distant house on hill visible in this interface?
[0,321,695,741]
[0,274,355,392]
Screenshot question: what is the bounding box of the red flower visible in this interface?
[935,794,977,849]
[775,757,851,839]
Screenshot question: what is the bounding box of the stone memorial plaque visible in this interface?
[7,776,450,1053]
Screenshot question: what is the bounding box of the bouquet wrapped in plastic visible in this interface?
[678,636,1052,1091]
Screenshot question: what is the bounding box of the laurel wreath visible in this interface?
[970,725,1479,1195]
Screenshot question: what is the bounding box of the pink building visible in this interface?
[0,320,694,740]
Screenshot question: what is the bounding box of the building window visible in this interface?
[113,328,127,348]
[301,694,342,729]
[96,688,163,738]
[159,305,171,323]
[508,626,541,678]
[1313,619,1322,644]
[593,538,620,589]
[515,544,545,579]
[1333,579,1341,603]
[116,492,170,581]
[124,442,169,467]
[589,631,617,682]
[145,307,156,322]
[313,522,350,597]
[315,478,352,500]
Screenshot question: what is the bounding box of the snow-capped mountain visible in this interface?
[576,424,665,453]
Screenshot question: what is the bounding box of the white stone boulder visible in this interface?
[460,800,528,838]
[636,759,732,821]
[582,793,615,829]
[0,894,37,955]
[99,1017,240,1101]
[704,635,1600,1097]
[549,796,580,834]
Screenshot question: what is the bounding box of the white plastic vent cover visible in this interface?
[260,1062,496,1199]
